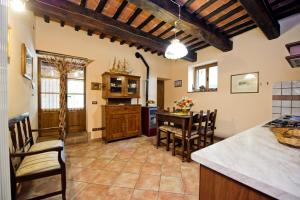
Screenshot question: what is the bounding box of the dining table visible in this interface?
[155,111,203,161]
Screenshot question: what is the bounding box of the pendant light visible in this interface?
[10,0,26,12]
[165,1,188,59]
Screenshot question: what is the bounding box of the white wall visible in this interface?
[8,9,37,128]
[165,15,300,138]
[34,17,173,138]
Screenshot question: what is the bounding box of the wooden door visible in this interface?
[67,69,86,133]
[108,114,126,140]
[126,113,140,137]
[157,80,165,110]
[38,59,60,137]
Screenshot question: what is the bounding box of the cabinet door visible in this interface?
[108,114,126,140]
[109,76,125,97]
[126,113,141,137]
[126,77,140,98]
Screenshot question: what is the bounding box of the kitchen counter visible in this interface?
[191,124,300,200]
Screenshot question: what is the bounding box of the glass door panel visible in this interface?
[110,76,123,94]
[128,79,138,95]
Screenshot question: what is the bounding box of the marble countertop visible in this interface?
[191,124,300,200]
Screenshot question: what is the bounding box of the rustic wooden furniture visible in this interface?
[102,72,140,99]
[156,111,199,161]
[199,165,274,200]
[8,113,66,200]
[171,111,208,161]
[200,109,217,147]
[102,105,141,143]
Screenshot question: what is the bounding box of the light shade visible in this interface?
[165,39,188,59]
[10,0,26,12]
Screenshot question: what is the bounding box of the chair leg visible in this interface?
[61,166,67,200]
[182,138,185,162]
[11,180,16,200]
[211,135,214,144]
[172,134,176,156]
[187,139,191,162]
[156,130,161,149]
[166,132,170,151]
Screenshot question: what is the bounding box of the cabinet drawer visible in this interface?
[106,106,141,114]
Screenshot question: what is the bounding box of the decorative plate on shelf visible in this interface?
[271,128,300,148]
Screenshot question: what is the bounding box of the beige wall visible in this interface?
[165,15,300,138]
[34,17,172,138]
[8,10,38,128]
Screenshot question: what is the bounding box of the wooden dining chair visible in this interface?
[157,107,175,151]
[199,109,217,147]
[170,111,202,161]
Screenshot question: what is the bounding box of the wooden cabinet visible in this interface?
[102,105,141,142]
[102,72,140,99]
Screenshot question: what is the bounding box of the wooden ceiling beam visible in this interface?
[192,44,210,52]
[99,33,105,39]
[228,24,257,38]
[120,40,126,45]
[75,25,80,31]
[225,20,254,33]
[113,0,128,20]
[60,20,65,27]
[28,0,197,62]
[180,34,192,41]
[212,6,244,25]
[204,0,237,20]
[157,26,174,38]
[129,0,232,51]
[193,0,218,15]
[43,15,50,23]
[184,38,198,45]
[188,41,206,49]
[127,8,142,25]
[165,30,184,40]
[87,29,94,36]
[148,21,166,34]
[95,0,108,13]
[239,0,280,39]
[80,0,87,8]
[137,15,155,30]
[219,14,248,30]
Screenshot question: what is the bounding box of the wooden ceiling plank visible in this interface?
[80,0,87,8]
[212,6,243,25]
[137,15,155,29]
[44,15,50,23]
[87,29,94,36]
[184,37,198,45]
[60,20,65,27]
[126,7,142,25]
[120,40,126,45]
[276,4,300,19]
[204,0,237,20]
[183,0,196,8]
[75,25,81,31]
[165,30,184,40]
[239,0,280,39]
[113,0,128,20]
[228,24,257,38]
[28,0,197,62]
[157,26,174,38]
[180,34,192,41]
[219,14,248,30]
[193,0,218,15]
[135,0,232,51]
[99,33,106,39]
[148,21,166,34]
[95,0,108,13]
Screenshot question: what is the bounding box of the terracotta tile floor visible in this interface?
[17,136,200,200]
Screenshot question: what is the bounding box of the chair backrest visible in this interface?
[8,113,34,174]
[197,110,210,135]
[208,109,217,133]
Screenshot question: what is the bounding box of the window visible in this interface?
[67,69,85,109]
[193,63,218,92]
[40,62,60,110]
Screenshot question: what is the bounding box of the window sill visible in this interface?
[187,90,218,93]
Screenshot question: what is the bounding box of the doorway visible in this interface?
[38,59,86,137]
[157,79,165,110]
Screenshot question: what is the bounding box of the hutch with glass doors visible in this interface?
[101,72,141,143]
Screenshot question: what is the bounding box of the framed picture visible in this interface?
[174,80,182,87]
[21,43,34,80]
[91,82,101,90]
[231,72,259,94]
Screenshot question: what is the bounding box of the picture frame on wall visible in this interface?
[21,43,34,80]
[91,82,101,90]
[174,80,182,87]
[231,72,259,94]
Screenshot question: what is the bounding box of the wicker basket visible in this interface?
[271,128,300,148]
